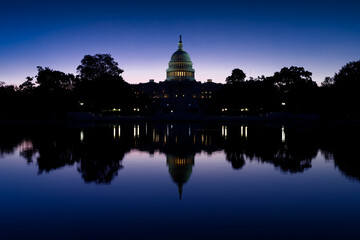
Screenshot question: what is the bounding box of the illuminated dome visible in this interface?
[166,35,195,81]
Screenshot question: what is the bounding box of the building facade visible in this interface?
[132,36,222,114]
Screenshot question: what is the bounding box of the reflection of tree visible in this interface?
[226,152,245,170]
[2,122,359,186]
[77,157,123,184]
[333,155,360,181]
[320,126,360,181]
[14,126,132,184]
[20,149,35,164]
[75,128,131,184]
[252,127,318,173]
[24,128,78,173]
[222,125,318,173]
[270,143,313,173]
[0,126,24,158]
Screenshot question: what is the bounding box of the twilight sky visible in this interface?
[1,0,360,85]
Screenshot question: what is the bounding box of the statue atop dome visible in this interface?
[178,35,183,50]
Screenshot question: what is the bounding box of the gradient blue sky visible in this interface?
[1,0,360,85]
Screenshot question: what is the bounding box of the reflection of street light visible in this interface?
[222,125,227,138]
[282,125,285,142]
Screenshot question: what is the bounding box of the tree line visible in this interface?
[214,60,360,119]
[0,54,359,120]
[0,54,137,119]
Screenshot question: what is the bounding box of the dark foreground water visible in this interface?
[0,122,359,239]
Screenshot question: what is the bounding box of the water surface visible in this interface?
[0,123,359,239]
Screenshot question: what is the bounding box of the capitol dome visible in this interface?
[166,35,195,81]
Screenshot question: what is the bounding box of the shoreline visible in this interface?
[1,112,359,126]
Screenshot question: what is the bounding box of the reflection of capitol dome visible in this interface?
[166,154,195,199]
[166,35,195,81]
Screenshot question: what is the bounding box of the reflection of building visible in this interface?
[166,154,194,199]
[132,36,222,113]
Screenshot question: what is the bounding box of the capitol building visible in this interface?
[166,35,195,82]
[133,36,221,114]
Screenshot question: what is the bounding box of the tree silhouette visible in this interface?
[321,60,360,118]
[76,54,124,82]
[36,66,76,91]
[269,66,318,113]
[226,68,246,84]
[75,54,135,112]
[270,66,315,91]
[333,60,360,87]
[321,76,334,87]
[19,77,35,94]
[30,67,78,118]
[0,84,20,114]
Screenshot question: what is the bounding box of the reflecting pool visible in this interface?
[0,123,360,239]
